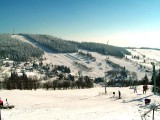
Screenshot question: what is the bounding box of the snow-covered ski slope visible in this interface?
[11,35,160,79]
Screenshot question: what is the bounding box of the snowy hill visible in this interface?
[10,35,160,80]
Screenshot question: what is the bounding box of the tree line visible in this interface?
[21,34,78,53]
[0,72,94,90]
[21,34,130,58]
[0,34,44,61]
[0,33,131,61]
[75,42,131,58]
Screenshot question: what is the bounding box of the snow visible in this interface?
[0,35,158,120]
[127,49,160,69]
[0,86,160,120]
[127,49,160,62]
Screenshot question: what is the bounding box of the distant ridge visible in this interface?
[125,47,160,51]
[124,47,138,49]
[140,47,160,51]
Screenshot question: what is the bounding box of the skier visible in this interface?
[134,86,137,93]
[113,92,115,97]
[6,99,9,106]
[143,85,148,94]
[118,91,121,99]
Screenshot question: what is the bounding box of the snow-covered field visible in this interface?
[0,86,160,120]
[127,49,160,62]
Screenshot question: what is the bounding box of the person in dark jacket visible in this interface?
[113,92,115,97]
[118,91,121,99]
[143,85,148,94]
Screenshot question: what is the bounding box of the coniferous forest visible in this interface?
[0,33,131,61]
[0,34,44,61]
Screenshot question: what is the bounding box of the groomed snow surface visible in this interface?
[0,86,160,120]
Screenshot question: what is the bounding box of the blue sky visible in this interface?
[1,0,160,48]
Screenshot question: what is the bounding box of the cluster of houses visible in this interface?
[1,58,46,79]
[0,57,79,82]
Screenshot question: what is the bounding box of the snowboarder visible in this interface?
[0,98,3,106]
[118,91,121,99]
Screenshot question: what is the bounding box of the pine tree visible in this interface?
[150,69,160,93]
[156,69,160,87]
[121,67,127,79]
[150,69,160,86]
[143,74,148,85]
